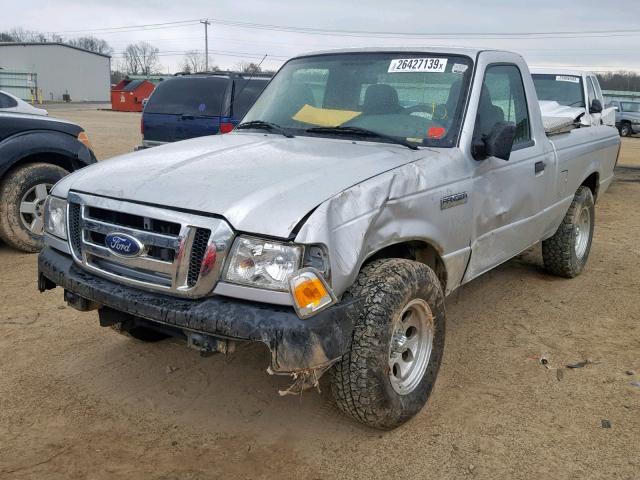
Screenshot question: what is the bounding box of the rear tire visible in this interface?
[331,259,445,430]
[0,162,69,252]
[542,186,595,278]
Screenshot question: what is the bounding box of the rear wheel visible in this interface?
[0,162,69,252]
[542,186,595,278]
[331,259,446,430]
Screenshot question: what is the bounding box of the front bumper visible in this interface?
[38,247,357,373]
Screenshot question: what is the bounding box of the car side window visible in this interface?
[591,76,604,102]
[474,64,531,149]
[0,93,18,108]
[586,77,597,107]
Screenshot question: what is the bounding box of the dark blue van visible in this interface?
[139,72,271,148]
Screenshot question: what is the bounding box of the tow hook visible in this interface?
[187,332,236,357]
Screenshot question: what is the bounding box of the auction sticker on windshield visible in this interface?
[556,75,580,83]
[389,58,448,73]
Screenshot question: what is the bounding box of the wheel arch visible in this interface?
[1,151,77,179]
[580,170,600,202]
[363,239,448,292]
[0,131,94,180]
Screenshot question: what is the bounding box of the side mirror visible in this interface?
[590,99,603,114]
[472,122,516,161]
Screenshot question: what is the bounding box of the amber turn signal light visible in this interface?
[289,268,337,319]
[77,131,93,151]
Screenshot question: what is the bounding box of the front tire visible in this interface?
[0,162,69,252]
[542,186,595,278]
[331,259,446,430]
[620,123,632,137]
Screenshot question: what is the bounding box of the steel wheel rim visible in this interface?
[19,183,51,234]
[388,298,434,395]
[574,205,591,259]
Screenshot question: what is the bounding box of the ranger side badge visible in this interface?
[441,192,468,210]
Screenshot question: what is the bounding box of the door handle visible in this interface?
[535,161,546,174]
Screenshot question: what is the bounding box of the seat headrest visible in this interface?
[362,84,402,114]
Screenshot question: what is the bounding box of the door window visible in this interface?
[474,64,531,149]
[0,93,18,108]
[586,77,597,107]
[590,76,604,102]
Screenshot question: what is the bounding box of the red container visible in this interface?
[110,79,155,112]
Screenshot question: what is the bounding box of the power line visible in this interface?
[49,17,640,40]
[207,18,640,39]
[50,19,201,35]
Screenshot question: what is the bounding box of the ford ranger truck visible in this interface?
[38,48,620,430]
[531,68,615,128]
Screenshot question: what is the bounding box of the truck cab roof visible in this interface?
[298,46,506,59]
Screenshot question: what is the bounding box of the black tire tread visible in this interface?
[542,186,594,278]
[331,258,445,430]
[0,162,68,252]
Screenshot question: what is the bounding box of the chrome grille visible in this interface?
[188,228,211,287]
[68,203,82,256]
[66,192,234,298]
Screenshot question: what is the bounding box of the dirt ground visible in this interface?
[1,107,639,479]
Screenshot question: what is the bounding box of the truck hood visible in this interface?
[54,132,426,238]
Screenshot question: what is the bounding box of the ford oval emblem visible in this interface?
[105,232,143,257]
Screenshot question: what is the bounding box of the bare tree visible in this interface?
[596,71,640,92]
[181,50,218,73]
[2,27,61,43]
[122,42,161,76]
[67,36,113,55]
[237,61,262,74]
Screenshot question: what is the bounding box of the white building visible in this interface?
[0,42,110,102]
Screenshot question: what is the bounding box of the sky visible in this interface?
[2,0,640,74]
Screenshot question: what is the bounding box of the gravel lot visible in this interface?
[1,107,638,479]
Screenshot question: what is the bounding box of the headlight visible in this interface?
[43,196,68,239]
[224,236,302,291]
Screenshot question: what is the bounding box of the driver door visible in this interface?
[463,60,555,282]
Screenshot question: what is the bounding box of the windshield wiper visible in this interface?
[236,120,295,138]
[305,126,418,150]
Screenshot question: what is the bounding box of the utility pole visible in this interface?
[200,19,211,72]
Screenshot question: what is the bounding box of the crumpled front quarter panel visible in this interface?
[295,149,473,297]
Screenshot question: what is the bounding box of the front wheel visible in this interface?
[0,162,69,252]
[542,186,595,278]
[331,259,446,430]
[620,123,632,137]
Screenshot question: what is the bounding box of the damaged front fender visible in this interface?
[294,151,474,297]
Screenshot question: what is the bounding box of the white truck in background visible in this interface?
[531,68,616,130]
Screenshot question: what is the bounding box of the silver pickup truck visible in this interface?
[38,47,620,430]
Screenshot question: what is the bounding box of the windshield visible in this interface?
[242,52,474,147]
[621,102,640,113]
[145,77,227,116]
[532,74,584,107]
